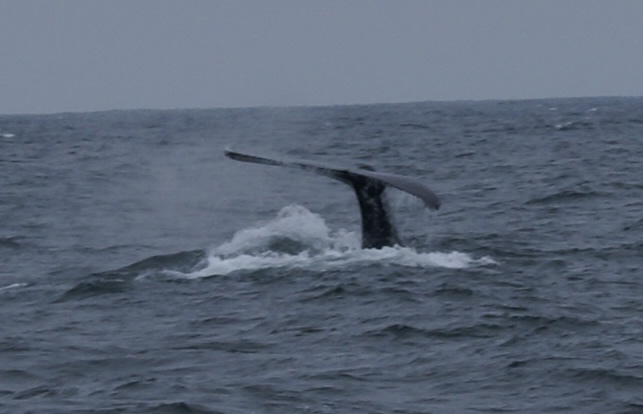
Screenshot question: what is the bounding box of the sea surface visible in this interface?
[1,97,642,413]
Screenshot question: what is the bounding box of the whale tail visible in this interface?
[224,148,440,249]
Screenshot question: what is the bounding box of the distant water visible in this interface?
[1,97,642,413]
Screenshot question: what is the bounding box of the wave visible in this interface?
[0,236,22,249]
[364,322,504,340]
[526,189,605,205]
[0,282,28,293]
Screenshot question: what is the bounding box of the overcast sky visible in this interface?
[1,1,642,114]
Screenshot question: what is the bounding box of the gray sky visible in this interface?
[2,0,642,114]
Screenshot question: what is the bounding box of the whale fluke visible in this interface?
[224,148,440,249]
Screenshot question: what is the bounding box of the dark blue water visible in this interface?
[1,98,642,413]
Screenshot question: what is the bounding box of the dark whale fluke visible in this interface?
[224,148,440,249]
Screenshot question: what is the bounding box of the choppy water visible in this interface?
[1,97,642,413]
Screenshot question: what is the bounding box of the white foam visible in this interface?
[177,205,496,279]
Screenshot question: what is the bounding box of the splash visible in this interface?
[213,204,358,257]
[174,205,495,279]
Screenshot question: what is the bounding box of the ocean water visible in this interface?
[1,97,642,413]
